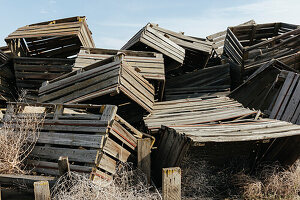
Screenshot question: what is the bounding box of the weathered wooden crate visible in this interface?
[165,63,231,100]
[223,22,300,76]
[229,60,297,112]
[278,51,300,71]
[38,54,155,115]
[5,16,95,58]
[0,50,9,65]
[121,23,185,73]
[144,96,258,133]
[75,47,165,101]
[207,20,256,57]
[6,102,145,181]
[268,70,300,124]
[148,23,213,72]
[14,57,74,102]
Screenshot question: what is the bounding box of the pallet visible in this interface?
[75,47,165,101]
[38,54,155,115]
[14,57,74,102]
[5,16,95,58]
[6,102,145,181]
[144,96,258,132]
[165,63,231,100]
[121,23,185,73]
[229,60,297,112]
[207,20,256,57]
[223,22,300,77]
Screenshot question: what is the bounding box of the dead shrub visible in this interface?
[0,103,44,174]
[51,163,162,200]
[234,161,300,200]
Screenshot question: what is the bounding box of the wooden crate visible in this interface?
[6,103,145,181]
[75,47,165,101]
[5,16,95,58]
[165,63,231,100]
[14,57,74,102]
[144,96,258,133]
[223,22,300,76]
[207,20,256,57]
[0,50,9,65]
[268,71,300,124]
[148,23,213,72]
[38,54,155,114]
[121,23,185,73]
[278,51,300,71]
[229,60,297,112]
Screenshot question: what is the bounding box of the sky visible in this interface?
[0,0,299,49]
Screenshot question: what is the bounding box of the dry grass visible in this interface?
[0,102,44,174]
[234,161,300,200]
[52,163,162,200]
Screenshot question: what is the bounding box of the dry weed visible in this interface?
[0,102,44,174]
[234,161,300,200]
[52,163,162,200]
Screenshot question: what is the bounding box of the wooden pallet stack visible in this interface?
[74,47,165,100]
[5,16,95,58]
[6,102,145,181]
[223,22,300,77]
[14,57,75,102]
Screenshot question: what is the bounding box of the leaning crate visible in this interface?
[5,16,95,58]
[223,22,300,76]
[38,54,155,122]
[75,47,165,101]
[5,102,146,181]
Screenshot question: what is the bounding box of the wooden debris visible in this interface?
[223,22,300,77]
[7,102,144,180]
[165,63,231,100]
[75,47,165,100]
[137,138,151,184]
[5,16,95,58]
[38,54,155,116]
[14,57,74,102]
[0,174,55,189]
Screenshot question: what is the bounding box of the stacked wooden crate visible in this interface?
[5,16,95,58]
[6,102,145,181]
[164,63,231,100]
[0,51,16,105]
[121,23,185,73]
[38,54,155,121]
[207,20,256,57]
[148,23,213,72]
[223,22,300,77]
[14,57,74,102]
[74,47,165,100]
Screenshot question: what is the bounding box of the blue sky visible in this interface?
[0,0,299,49]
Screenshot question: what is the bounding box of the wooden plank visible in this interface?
[34,181,51,200]
[58,156,70,176]
[162,167,181,200]
[137,138,151,184]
